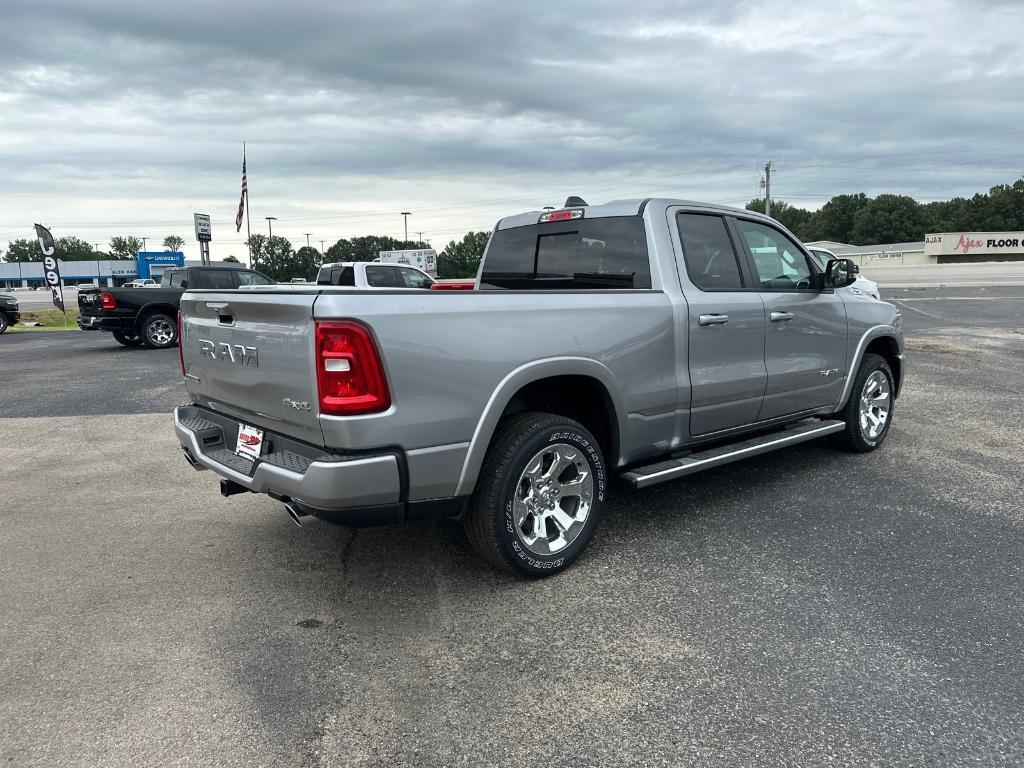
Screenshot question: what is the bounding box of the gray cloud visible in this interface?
[1,0,1022,255]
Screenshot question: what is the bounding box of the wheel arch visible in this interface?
[135,302,179,329]
[454,358,625,497]
[837,326,904,410]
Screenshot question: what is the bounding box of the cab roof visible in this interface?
[496,198,768,230]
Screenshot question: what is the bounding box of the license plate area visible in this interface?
[235,423,265,460]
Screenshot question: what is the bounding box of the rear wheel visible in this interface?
[832,353,894,452]
[464,412,606,577]
[112,331,141,346]
[140,313,177,349]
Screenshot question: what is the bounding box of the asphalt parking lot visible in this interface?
[2,289,1022,767]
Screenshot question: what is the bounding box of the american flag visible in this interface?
[235,153,247,232]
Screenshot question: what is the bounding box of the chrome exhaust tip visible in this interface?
[284,502,308,528]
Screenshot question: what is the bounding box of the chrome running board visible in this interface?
[621,419,845,489]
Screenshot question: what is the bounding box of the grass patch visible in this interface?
[9,307,80,332]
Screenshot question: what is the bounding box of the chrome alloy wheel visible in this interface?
[147,318,175,346]
[858,369,891,441]
[513,443,594,556]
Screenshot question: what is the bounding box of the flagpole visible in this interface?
[244,143,252,267]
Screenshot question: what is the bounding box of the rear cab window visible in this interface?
[237,270,274,286]
[480,216,651,290]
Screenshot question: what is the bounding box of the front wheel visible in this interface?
[112,331,141,346]
[832,353,894,452]
[464,412,607,577]
[140,313,177,349]
[0,313,8,334]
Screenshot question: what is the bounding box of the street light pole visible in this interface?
[304,232,312,249]
[320,240,325,256]
[400,212,411,245]
[265,217,277,240]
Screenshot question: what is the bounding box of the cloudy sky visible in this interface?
[2,0,1023,260]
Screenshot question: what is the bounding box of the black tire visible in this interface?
[112,331,141,346]
[832,353,895,453]
[0,313,8,334]
[464,412,607,577]
[139,313,178,349]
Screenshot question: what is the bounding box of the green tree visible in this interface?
[850,194,926,245]
[3,238,40,262]
[816,193,870,244]
[744,199,813,239]
[163,235,185,252]
[294,246,323,281]
[324,235,428,263]
[247,234,297,281]
[223,255,240,263]
[439,231,490,278]
[109,235,144,260]
[54,236,100,261]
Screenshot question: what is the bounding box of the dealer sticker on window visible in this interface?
[235,424,265,461]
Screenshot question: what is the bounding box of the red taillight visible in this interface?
[539,208,584,223]
[177,311,185,375]
[100,291,117,310]
[315,321,390,415]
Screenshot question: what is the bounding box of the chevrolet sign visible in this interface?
[199,339,258,367]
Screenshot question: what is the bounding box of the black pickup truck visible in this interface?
[77,265,273,348]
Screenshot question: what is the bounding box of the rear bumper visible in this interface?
[172,405,463,527]
[174,404,400,509]
[77,314,129,332]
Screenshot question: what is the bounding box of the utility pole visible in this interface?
[304,232,312,249]
[763,161,772,218]
[400,212,411,245]
[141,237,148,253]
[415,231,424,243]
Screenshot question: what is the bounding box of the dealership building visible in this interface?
[806,232,1024,267]
[0,251,185,290]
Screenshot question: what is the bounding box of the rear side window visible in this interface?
[197,270,237,290]
[365,265,400,288]
[480,216,650,290]
[677,214,745,291]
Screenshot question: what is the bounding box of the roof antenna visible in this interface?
[564,195,588,208]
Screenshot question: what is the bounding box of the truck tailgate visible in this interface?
[180,291,323,445]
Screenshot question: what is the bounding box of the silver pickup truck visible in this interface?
[174,197,904,576]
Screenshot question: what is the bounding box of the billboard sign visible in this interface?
[925,232,1023,257]
[194,213,212,242]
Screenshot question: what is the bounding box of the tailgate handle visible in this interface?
[207,302,234,325]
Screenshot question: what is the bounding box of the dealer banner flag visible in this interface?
[34,223,64,313]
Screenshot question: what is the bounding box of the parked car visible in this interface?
[77,265,273,348]
[315,261,435,289]
[174,197,904,577]
[0,293,20,334]
[124,279,159,288]
[806,247,880,299]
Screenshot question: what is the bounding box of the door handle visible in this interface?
[770,311,794,322]
[699,314,729,326]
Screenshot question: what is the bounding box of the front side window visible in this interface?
[480,216,651,290]
[237,270,274,286]
[398,267,433,288]
[677,213,745,291]
[365,265,399,288]
[737,220,816,290]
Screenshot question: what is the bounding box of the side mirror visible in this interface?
[180,281,188,290]
[825,258,857,289]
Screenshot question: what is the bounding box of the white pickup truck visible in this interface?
[314,261,435,289]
